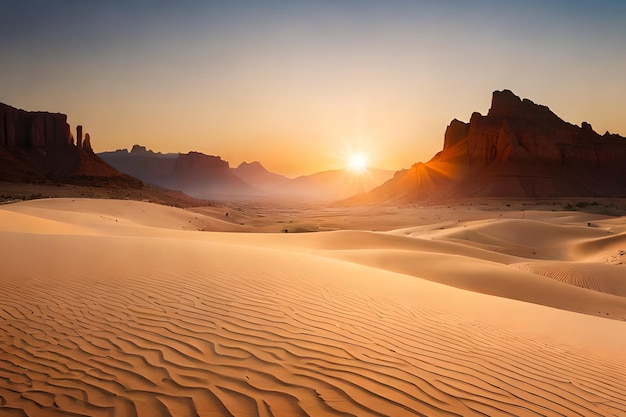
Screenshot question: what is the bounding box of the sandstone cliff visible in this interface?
[0,102,72,148]
[0,102,126,181]
[463,90,626,169]
[355,90,626,203]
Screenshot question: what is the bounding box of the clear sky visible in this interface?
[1,1,625,176]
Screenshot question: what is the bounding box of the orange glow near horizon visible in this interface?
[2,2,625,177]
[347,154,368,172]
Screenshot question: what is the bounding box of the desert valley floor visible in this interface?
[1,198,626,416]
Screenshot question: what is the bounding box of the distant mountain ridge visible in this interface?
[99,145,178,185]
[100,146,394,201]
[352,90,626,204]
[100,146,255,199]
[232,161,290,190]
[273,168,395,201]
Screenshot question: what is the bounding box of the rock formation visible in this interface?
[82,133,92,153]
[462,90,626,169]
[354,90,626,203]
[1,102,72,147]
[99,146,256,199]
[98,145,178,185]
[166,152,255,198]
[76,125,83,148]
[232,161,290,190]
[172,152,230,181]
[0,102,122,181]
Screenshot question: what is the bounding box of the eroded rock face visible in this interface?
[0,102,72,148]
[0,102,123,180]
[356,90,626,202]
[83,133,92,153]
[443,90,626,171]
[76,125,83,148]
[487,89,560,121]
[443,119,469,151]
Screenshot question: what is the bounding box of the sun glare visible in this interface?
[348,154,368,172]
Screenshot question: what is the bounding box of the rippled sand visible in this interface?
[1,198,625,416]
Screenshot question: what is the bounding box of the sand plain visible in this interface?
[1,198,625,416]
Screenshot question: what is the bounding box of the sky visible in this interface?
[1,1,625,176]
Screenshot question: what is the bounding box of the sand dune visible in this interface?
[1,199,251,235]
[1,198,626,416]
[512,261,626,296]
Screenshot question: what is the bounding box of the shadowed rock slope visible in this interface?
[232,161,290,190]
[100,146,256,199]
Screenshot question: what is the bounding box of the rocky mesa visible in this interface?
[0,102,122,181]
[356,90,626,203]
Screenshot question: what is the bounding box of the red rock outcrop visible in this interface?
[443,119,470,151]
[457,90,626,171]
[82,133,93,153]
[460,90,626,169]
[1,102,72,148]
[353,90,626,203]
[0,102,123,181]
[76,125,83,148]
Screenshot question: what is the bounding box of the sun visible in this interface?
[347,154,368,172]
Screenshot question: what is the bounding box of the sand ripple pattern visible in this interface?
[1,263,626,416]
[511,262,626,296]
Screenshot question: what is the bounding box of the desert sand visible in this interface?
[1,198,626,416]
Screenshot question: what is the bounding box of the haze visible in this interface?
[1,0,625,176]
